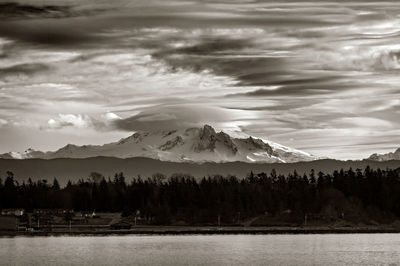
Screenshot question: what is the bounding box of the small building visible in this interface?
[80,211,99,219]
[33,209,53,215]
[1,208,25,217]
[281,209,292,215]
[53,209,74,216]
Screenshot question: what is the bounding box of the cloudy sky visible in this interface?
[0,0,399,159]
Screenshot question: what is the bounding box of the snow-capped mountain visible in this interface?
[367,148,400,161]
[0,125,317,163]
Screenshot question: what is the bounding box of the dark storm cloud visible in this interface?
[0,2,71,19]
[0,0,345,49]
[224,100,316,111]
[0,19,107,48]
[273,76,343,87]
[153,37,290,87]
[100,13,343,30]
[163,38,251,56]
[0,63,49,77]
[226,75,361,97]
[209,57,288,87]
[237,84,333,97]
[0,1,119,48]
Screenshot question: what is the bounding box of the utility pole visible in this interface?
[218,214,221,227]
[304,214,307,226]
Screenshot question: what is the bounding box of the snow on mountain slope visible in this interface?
[367,148,400,161]
[0,148,47,159]
[0,125,317,163]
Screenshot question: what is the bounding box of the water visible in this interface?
[0,234,399,265]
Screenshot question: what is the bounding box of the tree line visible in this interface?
[0,166,399,225]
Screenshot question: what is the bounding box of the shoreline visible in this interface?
[2,226,400,237]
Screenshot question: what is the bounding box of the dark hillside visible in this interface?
[0,157,399,185]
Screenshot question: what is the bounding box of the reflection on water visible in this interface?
[1,234,399,265]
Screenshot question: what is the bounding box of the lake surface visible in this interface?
[1,234,399,265]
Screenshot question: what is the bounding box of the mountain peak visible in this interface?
[61,144,77,149]
[199,124,217,138]
[195,125,217,152]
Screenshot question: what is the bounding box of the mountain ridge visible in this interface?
[0,125,317,163]
[368,148,400,161]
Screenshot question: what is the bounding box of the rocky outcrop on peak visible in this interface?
[194,125,218,152]
[217,131,238,154]
[240,136,273,154]
[159,136,184,151]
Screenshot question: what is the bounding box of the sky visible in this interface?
[0,0,399,160]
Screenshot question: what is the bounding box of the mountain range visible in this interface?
[0,124,398,164]
[0,125,317,163]
[368,148,400,162]
[0,124,398,184]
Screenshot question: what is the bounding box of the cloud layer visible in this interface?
[0,0,400,159]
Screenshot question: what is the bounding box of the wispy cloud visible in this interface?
[113,104,241,131]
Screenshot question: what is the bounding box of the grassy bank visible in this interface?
[2,225,400,237]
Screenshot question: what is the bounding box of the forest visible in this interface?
[1,166,399,225]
